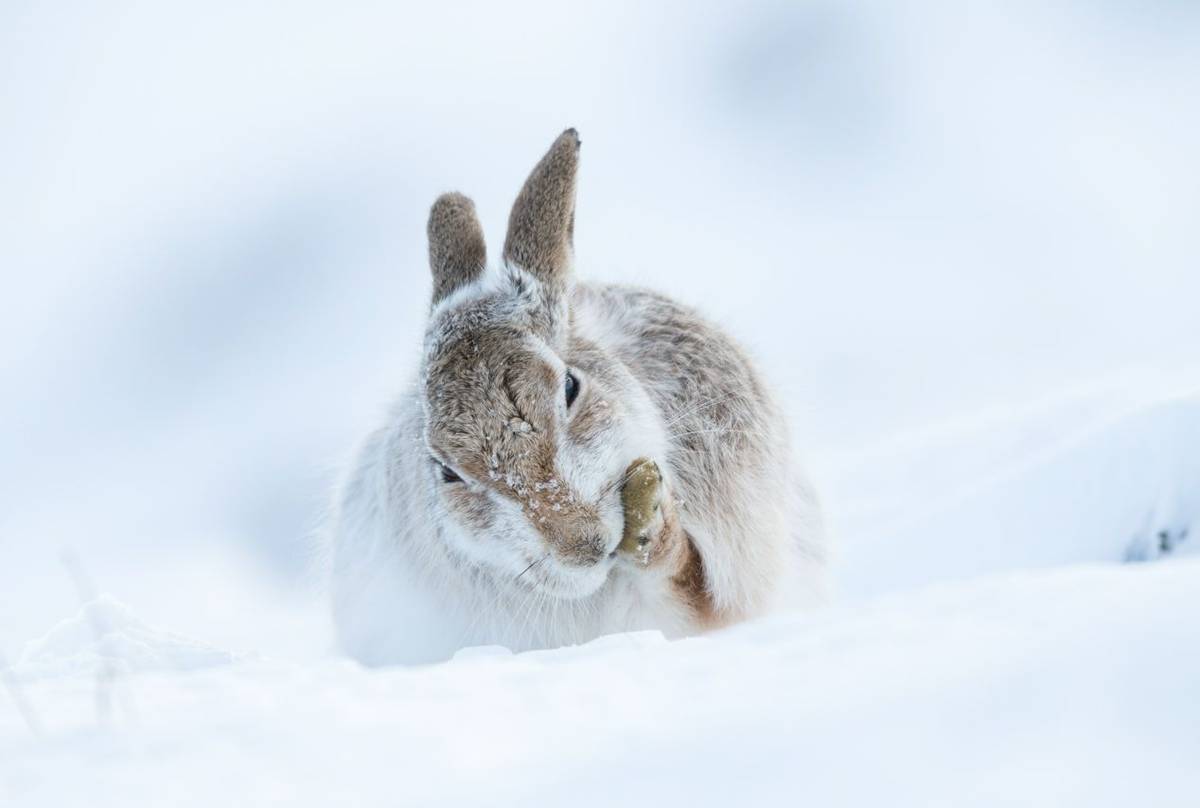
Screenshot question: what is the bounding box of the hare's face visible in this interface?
[421,272,656,598]
[417,129,661,598]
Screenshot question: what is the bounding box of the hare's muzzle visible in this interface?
[536,510,612,569]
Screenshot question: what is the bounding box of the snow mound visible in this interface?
[833,391,1200,598]
[12,595,242,680]
[3,561,1198,807]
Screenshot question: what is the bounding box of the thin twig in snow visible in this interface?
[0,650,43,738]
[60,549,139,728]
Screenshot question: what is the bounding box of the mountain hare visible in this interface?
[329,130,825,664]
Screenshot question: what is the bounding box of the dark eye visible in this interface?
[564,370,580,409]
[439,462,462,484]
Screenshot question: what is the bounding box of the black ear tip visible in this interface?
[561,128,581,149]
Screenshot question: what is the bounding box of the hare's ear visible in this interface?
[502,128,581,285]
[428,192,487,305]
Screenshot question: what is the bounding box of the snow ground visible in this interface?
[3,1,1200,804]
[5,564,1200,807]
[4,392,1200,806]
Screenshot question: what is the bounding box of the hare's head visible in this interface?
[419,130,664,599]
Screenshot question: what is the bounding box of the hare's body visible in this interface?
[329,131,824,665]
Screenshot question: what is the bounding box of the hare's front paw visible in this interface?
[618,458,682,568]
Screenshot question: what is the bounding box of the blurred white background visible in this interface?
[2,0,1198,658]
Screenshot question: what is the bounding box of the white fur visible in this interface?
[327,270,826,665]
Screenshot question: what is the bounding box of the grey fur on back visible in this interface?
[328,129,825,665]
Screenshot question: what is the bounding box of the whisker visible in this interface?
[598,460,658,499]
[516,553,549,582]
[599,466,640,498]
[667,426,771,441]
[596,396,755,500]
[660,392,743,431]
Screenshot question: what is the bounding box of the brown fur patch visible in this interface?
[428,192,487,304]
[670,533,719,627]
[503,129,580,283]
[442,484,496,532]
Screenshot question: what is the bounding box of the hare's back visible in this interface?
[573,281,785,455]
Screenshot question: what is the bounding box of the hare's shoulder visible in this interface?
[572,282,767,416]
[572,281,727,349]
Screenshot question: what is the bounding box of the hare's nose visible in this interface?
[558,530,609,567]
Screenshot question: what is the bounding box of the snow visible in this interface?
[4,561,1199,806]
[3,0,1200,804]
[5,392,1200,806]
[831,388,1200,598]
[12,596,243,681]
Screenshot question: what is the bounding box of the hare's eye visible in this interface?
[439,462,462,484]
[564,371,580,409]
